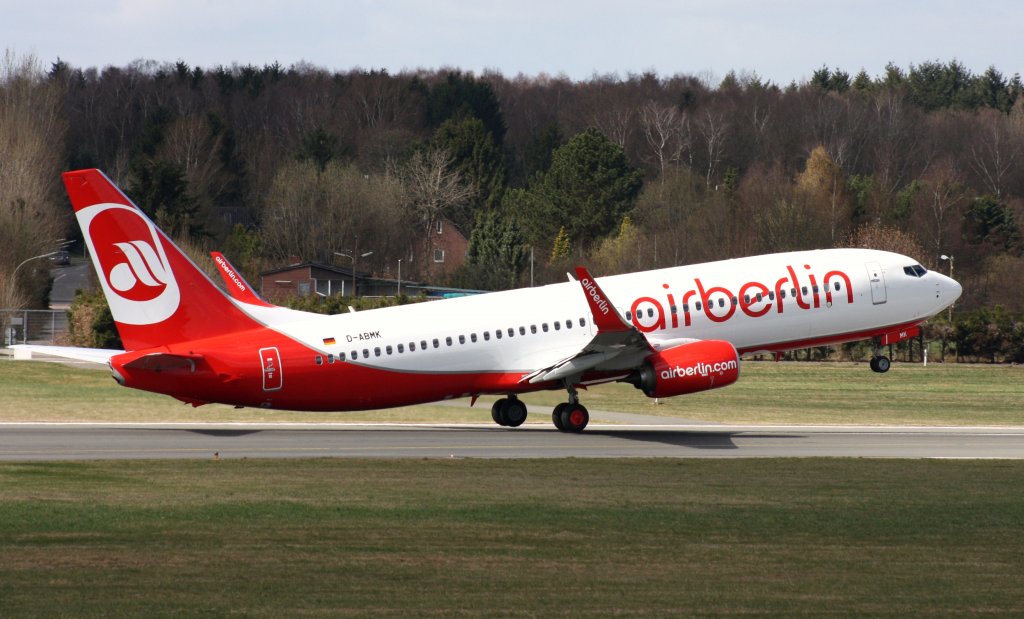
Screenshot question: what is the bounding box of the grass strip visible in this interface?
[3,359,1022,425]
[1,458,1022,616]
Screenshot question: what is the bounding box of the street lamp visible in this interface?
[334,249,373,298]
[12,251,60,280]
[940,254,954,323]
[397,259,402,296]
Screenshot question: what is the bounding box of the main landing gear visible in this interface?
[491,395,528,427]
[551,383,589,433]
[490,383,591,433]
[869,341,891,373]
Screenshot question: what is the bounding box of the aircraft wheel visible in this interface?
[491,398,509,426]
[504,398,528,427]
[560,404,590,433]
[869,356,879,372]
[873,355,891,373]
[552,402,568,431]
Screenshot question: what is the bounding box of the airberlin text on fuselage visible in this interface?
[630,263,854,334]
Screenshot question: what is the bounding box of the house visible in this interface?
[415,219,468,282]
[260,262,369,299]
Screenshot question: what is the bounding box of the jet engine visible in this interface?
[627,340,740,398]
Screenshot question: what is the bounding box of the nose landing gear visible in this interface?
[869,341,891,373]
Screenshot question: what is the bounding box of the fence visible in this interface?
[1,309,69,346]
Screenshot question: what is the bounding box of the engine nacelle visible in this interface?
[631,340,740,398]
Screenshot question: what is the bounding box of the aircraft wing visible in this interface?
[8,345,123,364]
[520,267,654,384]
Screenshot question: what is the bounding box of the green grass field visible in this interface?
[1,359,1021,425]
[1,458,1023,616]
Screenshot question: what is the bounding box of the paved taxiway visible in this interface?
[1,423,1023,460]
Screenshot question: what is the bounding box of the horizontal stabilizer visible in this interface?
[8,345,123,365]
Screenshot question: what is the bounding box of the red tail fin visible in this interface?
[64,169,261,351]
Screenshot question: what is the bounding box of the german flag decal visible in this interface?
[323,337,336,345]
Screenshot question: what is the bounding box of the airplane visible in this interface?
[13,169,962,432]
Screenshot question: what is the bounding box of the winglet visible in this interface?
[575,267,631,333]
[211,252,274,308]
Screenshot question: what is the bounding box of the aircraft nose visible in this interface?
[936,272,962,305]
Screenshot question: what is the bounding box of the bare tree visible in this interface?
[970,108,1021,198]
[696,109,728,187]
[398,148,477,239]
[639,101,690,183]
[0,50,66,303]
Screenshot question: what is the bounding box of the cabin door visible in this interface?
[865,262,887,305]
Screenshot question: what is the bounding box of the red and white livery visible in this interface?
[17,169,962,432]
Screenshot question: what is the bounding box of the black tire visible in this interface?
[491,398,508,426]
[552,403,568,431]
[504,399,528,427]
[875,356,891,373]
[869,356,879,372]
[560,404,590,433]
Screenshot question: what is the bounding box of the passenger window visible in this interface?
[386,345,393,355]
[410,342,416,352]
[696,302,702,311]
[421,340,428,350]
[315,356,323,365]
[327,353,334,364]
[530,325,537,334]
[768,291,775,300]
[565,320,572,329]
[802,286,808,295]
[579,318,585,327]
[471,333,477,342]
[756,293,763,302]
[397,344,404,353]
[363,349,369,358]
[374,347,381,357]
[626,311,633,321]
[508,328,514,337]
[743,295,749,304]
[718,299,725,308]
[542,323,549,332]
[780,290,786,299]
[445,337,452,346]
[459,335,465,344]
[647,308,655,318]
[432,339,439,348]
[351,350,357,359]
[484,331,490,341]
[496,330,502,339]
[834,282,841,291]
[554,322,560,331]
[340,352,346,361]
[682,304,689,312]
[519,326,526,335]
[812,285,819,293]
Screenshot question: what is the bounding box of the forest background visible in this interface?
[2,52,1022,360]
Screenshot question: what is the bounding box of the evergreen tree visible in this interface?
[430,115,507,214]
[525,128,644,250]
[463,210,528,290]
[551,226,571,261]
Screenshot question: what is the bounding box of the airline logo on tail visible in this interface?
[78,203,181,325]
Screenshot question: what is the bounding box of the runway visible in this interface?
[1,423,1023,460]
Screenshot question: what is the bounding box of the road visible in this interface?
[1,423,1022,460]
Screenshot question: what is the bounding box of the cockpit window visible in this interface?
[903,264,928,278]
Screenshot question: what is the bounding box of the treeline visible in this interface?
[3,53,1024,358]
